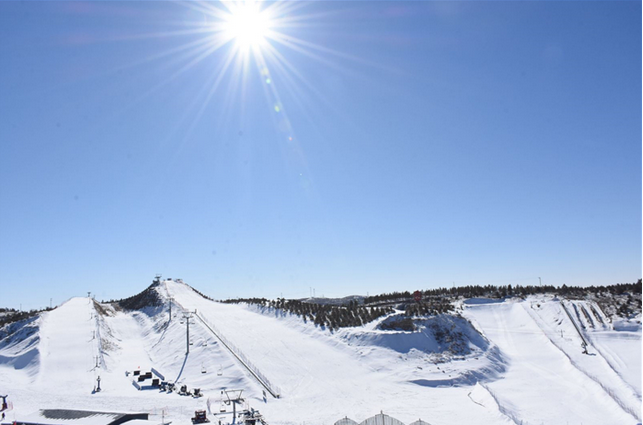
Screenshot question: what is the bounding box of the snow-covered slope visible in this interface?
[462,296,641,425]
[563,299,642,399]
[164,280,509,424]
[0,281,640,425]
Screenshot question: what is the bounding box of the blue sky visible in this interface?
[0,1,640,309]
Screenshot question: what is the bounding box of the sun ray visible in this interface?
[170,47,241,155]
[261,42,334,111]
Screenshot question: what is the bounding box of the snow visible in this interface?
[36,298,98,393]
[462,296,641,425]
[164,281,511,424]
[0,281,640,425]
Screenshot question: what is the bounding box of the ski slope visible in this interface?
[462,297,641,425]
[0,295,259,424]
[36,297,100,392]
[0,281,641,425]
[165,281,510,424]
[563,299,642,398]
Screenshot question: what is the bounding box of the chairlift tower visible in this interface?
[182,312,195,354]
[222,389,244,424]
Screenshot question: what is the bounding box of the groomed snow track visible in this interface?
[526,301,641,421]
[463,299,641,425]
[193,311,281,398]
[163,282,281,398]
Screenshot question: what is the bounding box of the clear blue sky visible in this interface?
[0,1,640,309]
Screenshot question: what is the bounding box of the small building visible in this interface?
[131,368,165,390]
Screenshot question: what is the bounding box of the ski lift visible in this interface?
[219,391,227,412]
[221,390,244,420]
[217,365,223,376]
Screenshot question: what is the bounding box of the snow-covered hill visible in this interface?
[0,280,640,425]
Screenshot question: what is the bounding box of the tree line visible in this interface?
[0,307,53,328]
[364,280,642,305]
[403,299,453,316]
[222,298,393,330]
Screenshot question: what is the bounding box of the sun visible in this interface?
[223,1,273,50]
[138,0,350,150]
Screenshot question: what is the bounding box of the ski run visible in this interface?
[0,279,640,425]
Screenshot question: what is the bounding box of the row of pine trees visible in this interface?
[364,280,642,305]
[222,298,393,330]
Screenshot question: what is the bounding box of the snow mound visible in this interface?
[0,315,40,376]
[241,301,507,389]
[353,314,489,356]
[613,318,642,332]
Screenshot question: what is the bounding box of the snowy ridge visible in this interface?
[0,315,40,380]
